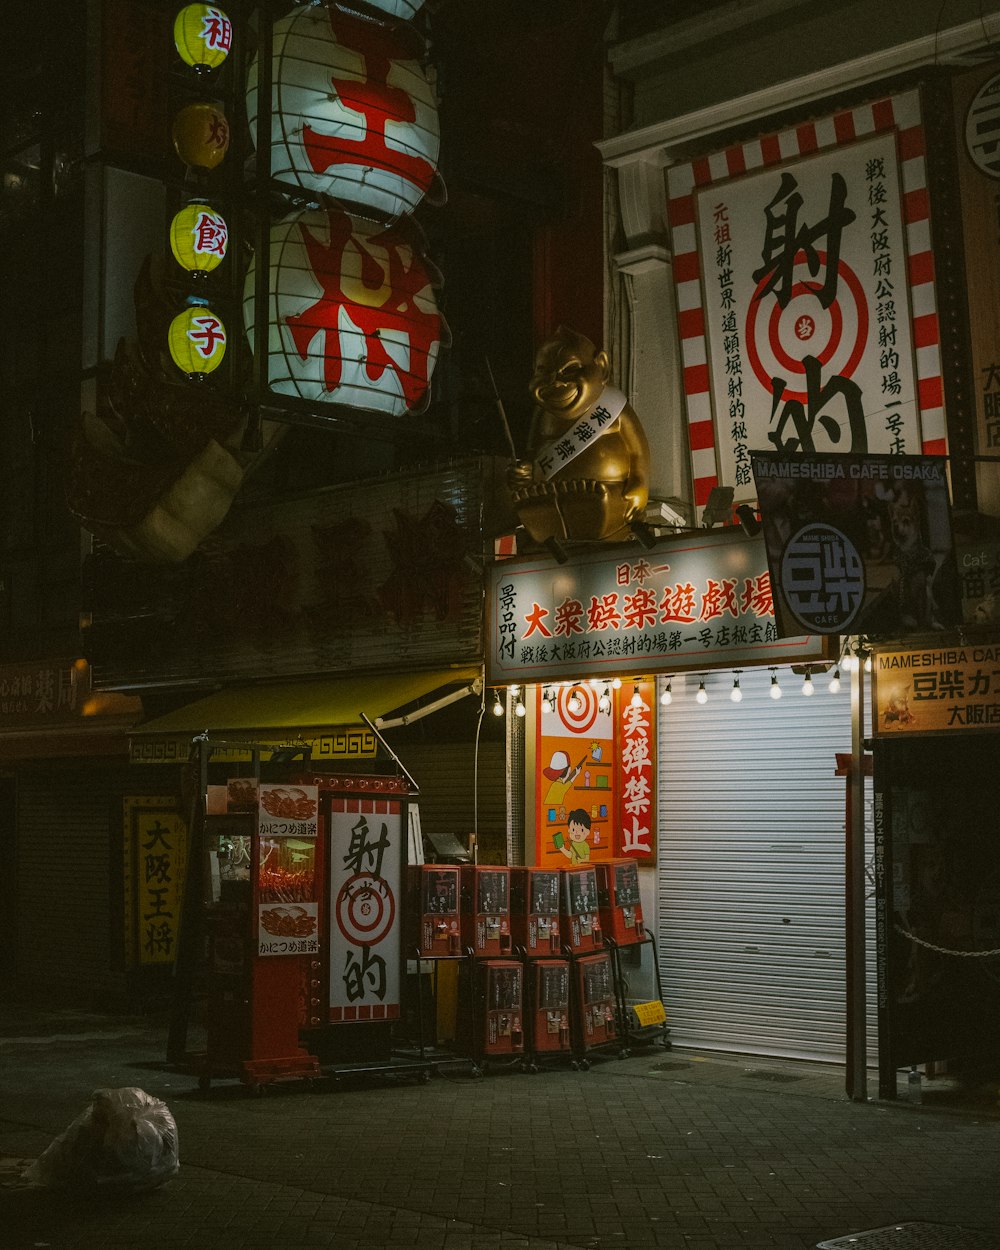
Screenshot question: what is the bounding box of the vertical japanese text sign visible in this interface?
[615,679,656,862]
[328,796,403,1022]
[124,798,188,967]
[668,90,945,508]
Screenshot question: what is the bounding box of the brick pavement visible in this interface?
[1,1010,999,1250]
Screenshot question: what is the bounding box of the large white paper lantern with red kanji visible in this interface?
[246,4,440,223]
[243,207,443,416]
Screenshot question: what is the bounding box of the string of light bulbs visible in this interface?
[495,661,852,715]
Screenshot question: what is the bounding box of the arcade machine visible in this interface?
[595,858,644,945]
[509,867,561,955]
[559,864,602,953]
[523,957,572,1071]
[407,865,463,957]
[460,865,513,956]
[570,949,619,1068]
[457,957,525,1074]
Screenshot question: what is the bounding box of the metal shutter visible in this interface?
[15,761,172,1008]
[657,665,873,1062]
[388,738,506,861]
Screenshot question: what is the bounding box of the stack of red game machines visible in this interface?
[454,866,525,1071]
[593,858,668,1056]
[510,868,571,1068]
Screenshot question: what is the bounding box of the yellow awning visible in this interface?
[132,666,482,737]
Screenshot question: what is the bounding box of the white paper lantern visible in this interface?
[244,206,443,417]
[246,4,439,222]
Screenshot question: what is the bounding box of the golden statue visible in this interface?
[508,327,649,546]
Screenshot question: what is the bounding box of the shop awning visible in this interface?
[129,665,482,764]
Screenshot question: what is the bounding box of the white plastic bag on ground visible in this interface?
[24,1087,179,1192]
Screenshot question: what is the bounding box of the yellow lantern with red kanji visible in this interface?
[169,203,229,274]
[173,4,233,70]
[168,302,228,377]
[246,4,440,222]
[172,101,230,170]
[243,207,445,416]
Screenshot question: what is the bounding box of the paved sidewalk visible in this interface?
[1,1007,999,1250]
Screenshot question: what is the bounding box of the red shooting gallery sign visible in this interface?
[668,89,945,509]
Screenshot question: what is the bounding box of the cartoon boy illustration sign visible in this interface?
[554,808,592,864]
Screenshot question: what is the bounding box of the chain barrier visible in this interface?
[894,923,1000,958]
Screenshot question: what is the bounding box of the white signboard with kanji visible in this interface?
[668,90,946,509]
[328,797,403,1023]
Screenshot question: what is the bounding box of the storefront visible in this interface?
[872,639,1000,1096]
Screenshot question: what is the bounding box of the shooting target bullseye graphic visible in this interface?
[556,683,600,734]
[745,250,868,403]
[335,873,395,947]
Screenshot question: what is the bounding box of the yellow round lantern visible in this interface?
[168,303,227,377]
[172,101,230,170]
[169,203,229,273]
[174,4,232,70]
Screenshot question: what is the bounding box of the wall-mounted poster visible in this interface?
[751,452,960,638]
[668,90,946,508]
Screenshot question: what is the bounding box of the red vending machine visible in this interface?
[509,867,561,955]
[596,859,644,945]
[458,959,525,1067]
[525,958,571,1067]
[407,865,463,957]
[460,866,512,955]
[560,864,602,953]
[571,950,618,1062]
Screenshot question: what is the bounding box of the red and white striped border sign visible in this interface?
[667,90,946,507]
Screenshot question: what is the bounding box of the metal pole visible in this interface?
[847,653,868,1100]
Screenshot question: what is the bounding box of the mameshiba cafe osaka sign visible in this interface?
[487,530,824,685]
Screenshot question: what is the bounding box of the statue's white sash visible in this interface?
[533,386,628,481]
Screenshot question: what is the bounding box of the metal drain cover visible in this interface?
[817,1223,999,1249]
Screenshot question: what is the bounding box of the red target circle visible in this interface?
[556,684,600,734]
[745,250,868,403]
[335,874,395,947]
[767,281,844,375]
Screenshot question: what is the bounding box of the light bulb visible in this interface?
[541,688,553,714]
[770,673,782,700]
[660,682,672,706]
[492,693,504,716]
[843,653,858,673]
[509,684,519,696]
[864,654,872,674]
[568,689,582,713]
[599,687,611,712]
[828,669,841,694]
[515,699,526,717]
[611,677,622,690]
[730,678,742,703]
[696,680,708,705]
[630,685,643,708]
[802,672,814,696]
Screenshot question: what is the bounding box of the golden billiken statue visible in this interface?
[508,327,650,544]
